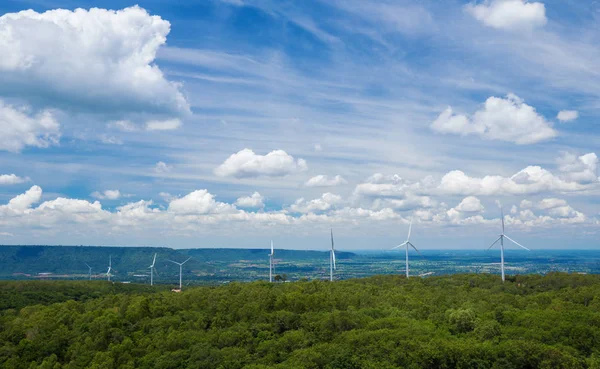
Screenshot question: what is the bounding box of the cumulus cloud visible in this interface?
[214,149,307,178]
[289,193,342,213]
[466,0,547,30]
[538,198,567,210]
[431,94,557,144]
[1,185,42,212]
[557,110,578,123]
[235,192,264,208]
[0,100,60,152]
[455,196,485,212]
[91,190,121,200]
[557,152,599,184]
[305,175,347,187]
[0,185,596,239]
[0,174,29,185]
[520,199,533,209]
[146,118,182,131]
[154,161,172,174]
[168,190,236,215]
[438,165,590,196]
[0,6,189,115]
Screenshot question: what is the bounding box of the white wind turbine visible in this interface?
[106,256,112,281]
[488,207,529,282]
[391,220,422,278]
[84,263,92,281]
[168,257,192,290]
[149,253,157,286]
[329,229,336,282]
[268,241,274,283]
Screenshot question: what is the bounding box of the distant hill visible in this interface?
[0,245,357,283]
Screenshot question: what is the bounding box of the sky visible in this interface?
[0,0,598,250]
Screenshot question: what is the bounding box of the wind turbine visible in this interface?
[488,207,529,282]
[329,229,336,282]
[391,220,422,278]
[149,253,157,286]
[106,256,112,281]
[268,240,274,283]
[168,257,192,290]
[84,263,92,280]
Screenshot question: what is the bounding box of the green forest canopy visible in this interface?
[2,273,600,369]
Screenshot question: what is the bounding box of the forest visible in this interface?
[1,273,600,369]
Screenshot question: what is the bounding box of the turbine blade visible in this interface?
[501,206,505,234]
[392,241,408,250]
[332,250,336,270]
[409,242,423,258]
[182,257,192,265]
[85,262,91,268]
[271,240,274,255]
[167,260,179,265]
[487,236,502,250]
[504,235,530,251]
[407,219,412,241]
[151,253,157,267]
[330,228,334,251]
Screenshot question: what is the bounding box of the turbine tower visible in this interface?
[268,240,274,283]
[106,256,112,281]
[488,207,530,282]
[330,229,336,282]
[168,257,192,290]
[149,253,157,286]
[85,263,92,281]
[392,220,422,278]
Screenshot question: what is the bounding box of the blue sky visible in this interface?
[0,0,598,250]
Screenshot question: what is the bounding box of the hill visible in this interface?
[1,273,600,368]
[0,245,357,283]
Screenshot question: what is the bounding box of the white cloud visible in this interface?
[431,94,557,144]
[353,173,429,198]
[146,118,182,131]
[91,190,121,200]
[466,0,547,30]
[314,143,322,152]
[0,99,60,152]
[556,110,578,123]
[305,175,347,187]
[0,174,29,185]
[168,190,236,215]
[154,161,172,174]
[557,152,599,184]
[438,165,591,196]
[1,185,42,212]
[538,198,567,210]
[107,120,138,132]
[0,6,189,116]
[520,199,533,209]
[98,134,123,145]
[455,196,485,212]
[214,149,308,178]
[289,193,342,213]
[235,192,264,208]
